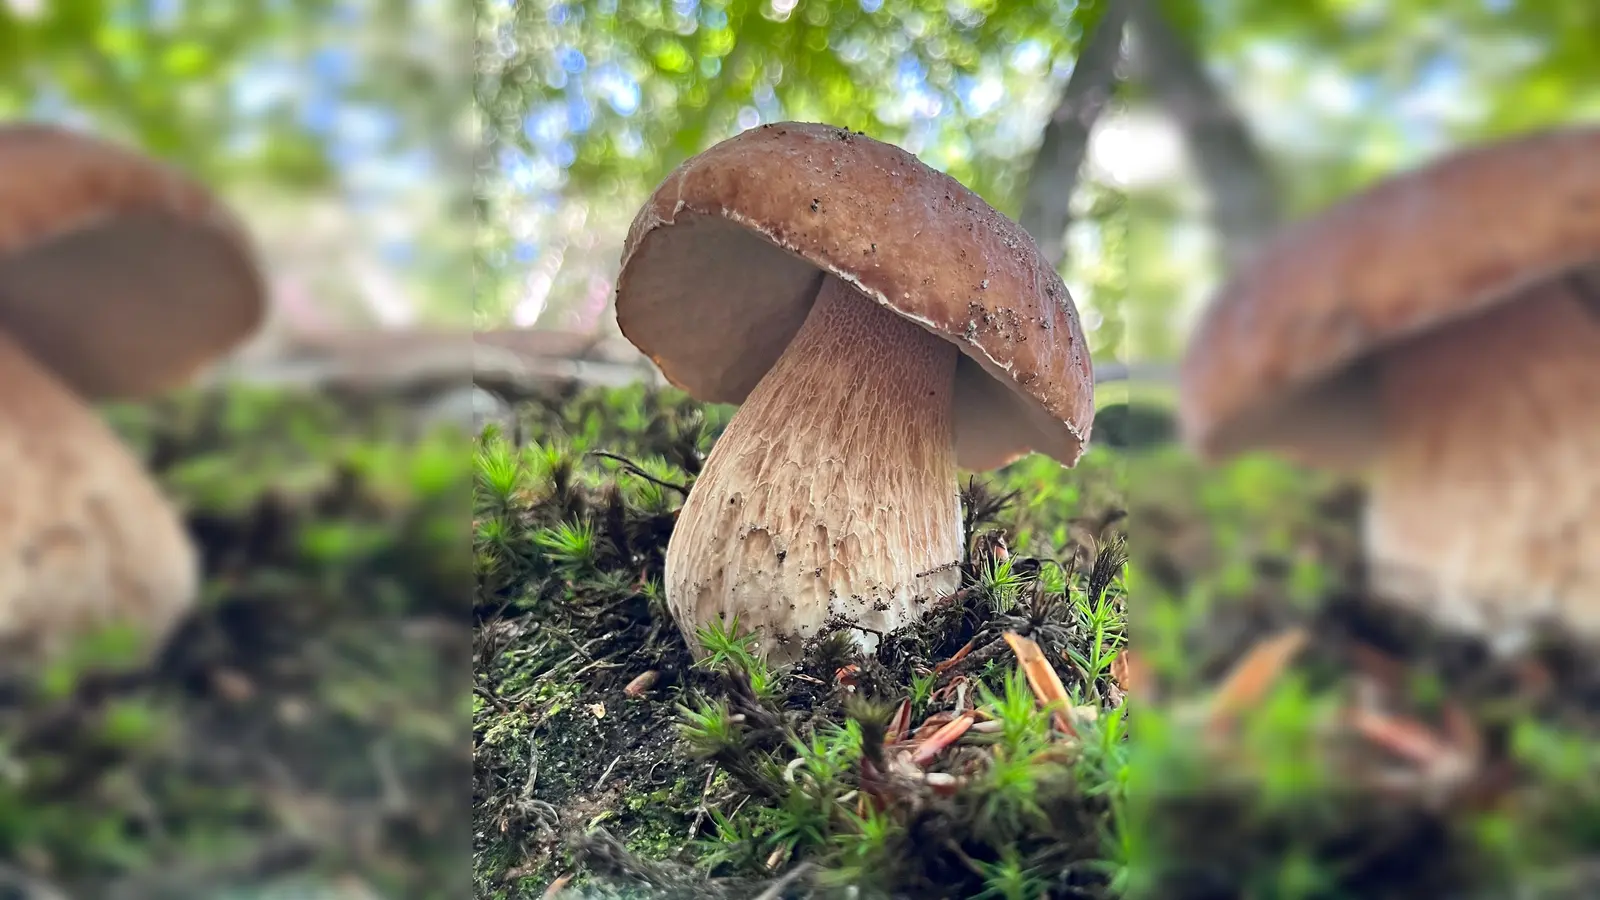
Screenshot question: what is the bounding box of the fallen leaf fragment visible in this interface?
[923,771,959,795]
[765,845,789,871]
[1207,627,1308,723]
[1003,631,1075,736]
[1347,704,1480,793]
[911,713,974,767]
[930,674,968,703]
[1109,649,1151,697]
[912,711,956,737]
[884,698,913,746]
[623,670,659,698]
[1347,707,1458,768]
[934,638,977,675]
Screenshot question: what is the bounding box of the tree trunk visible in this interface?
[1125,0,1281,269]
[1018,0,1130,273]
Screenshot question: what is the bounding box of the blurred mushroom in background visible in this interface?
[0,123,265,667]
[615,122,1096,663]
[1179,126,1600,648]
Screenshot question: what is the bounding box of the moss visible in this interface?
[475,385,1132,899]
[485,383,1600,899]
[1121,450,1600,900]
[0,386,470,898]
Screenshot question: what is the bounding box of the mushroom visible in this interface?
[0,123,266,664]
[1178,126,1600,645]
[615,122,1095,663]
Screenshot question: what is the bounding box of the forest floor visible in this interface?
[0,387,471,900]
[476,384,1600,900]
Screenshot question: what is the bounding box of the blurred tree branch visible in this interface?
[1018,0,1129,273]
[1126,0,1281,268]
[1017,0,1282,279]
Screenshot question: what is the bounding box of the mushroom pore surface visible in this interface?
[0,330,198,664]
[1366,267,1600,643]
[665,274,964,663]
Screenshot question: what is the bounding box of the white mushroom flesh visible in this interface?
[1367,267,1600,645]
[665,274,964,663]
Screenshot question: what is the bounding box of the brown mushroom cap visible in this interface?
[0,122,267,401]
[616,121,1095,470]
[1179,126,1600,469]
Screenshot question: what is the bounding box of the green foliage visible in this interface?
[694,616,763,674]
[480,0,1104,206]
[972,670,1057,834]
[972,847,1053,900]
[678,696,741,757]
[1063,543,1130,695]
[4,0,466,187]
[533,519,601,575]
[977,554,1028,615]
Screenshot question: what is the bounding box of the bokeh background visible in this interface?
[477,0,1600,386]
[469,2,1600,896]
[7,1,1594,376]
[3,3,472,898]
[5,0,1600,895]
[2,0,474,347]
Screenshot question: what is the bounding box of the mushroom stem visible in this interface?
[665,274,964,663]
[0,330,198,663]
[1366,271,1600,644]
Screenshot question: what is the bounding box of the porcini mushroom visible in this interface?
[615,122,1095,662]
[0,123,265,664]
[1179,126,1600,644]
